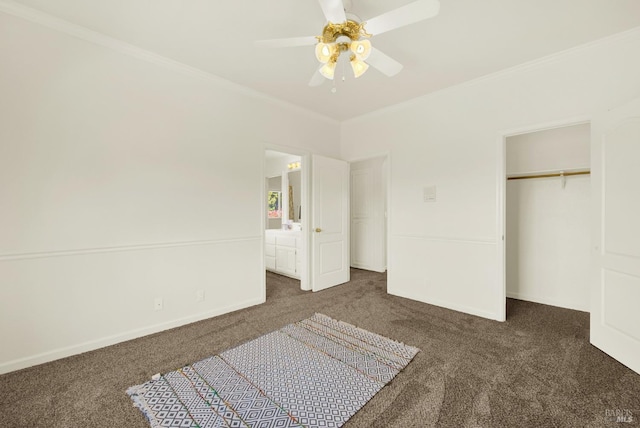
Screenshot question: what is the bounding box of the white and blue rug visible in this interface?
[127,313,419,428]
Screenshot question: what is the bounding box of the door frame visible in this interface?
[263,144,311,291]
[496,116,591,322]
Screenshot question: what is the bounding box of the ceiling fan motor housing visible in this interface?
[319,20,369,44]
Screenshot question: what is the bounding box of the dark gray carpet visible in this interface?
[1,268,639,427]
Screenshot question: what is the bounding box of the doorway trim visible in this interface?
[263,144,311,291]
[496,116,591,322]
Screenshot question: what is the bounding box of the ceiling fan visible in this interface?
[255,0,440,86]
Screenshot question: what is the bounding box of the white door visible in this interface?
[590,97,640,375]
[351,157,386,272]
[311,154,350,291]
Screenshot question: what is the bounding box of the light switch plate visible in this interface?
[423,186,437,202]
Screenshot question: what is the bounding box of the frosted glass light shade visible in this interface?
[320,61,337,79]
[350,40,372,60]
[315,43,336,63]
[350,58,369,78]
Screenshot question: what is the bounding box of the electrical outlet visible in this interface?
[196,289,205,302]
[154,297,163,311]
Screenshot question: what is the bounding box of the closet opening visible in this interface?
[503,122,591,318]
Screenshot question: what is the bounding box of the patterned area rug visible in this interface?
[127,313,419,428]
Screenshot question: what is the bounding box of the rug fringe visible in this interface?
[127,383,163,428]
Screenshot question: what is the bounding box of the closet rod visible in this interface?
[507,170,590,181]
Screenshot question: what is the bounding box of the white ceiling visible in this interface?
[10,0,640,121]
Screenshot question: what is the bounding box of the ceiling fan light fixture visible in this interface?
[350,56,369,78]
[256,0,442,88]
[315,42,336,63]
[350,39,371,61]
[320,61,337,80]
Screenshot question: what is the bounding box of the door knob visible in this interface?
[315,228,322,233]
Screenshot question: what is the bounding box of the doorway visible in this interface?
[497,100,640,373]
[264,149,308,291]
[500,121,591,319]
[263,148,352,294]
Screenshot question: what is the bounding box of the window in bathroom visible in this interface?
[268,191,281,218]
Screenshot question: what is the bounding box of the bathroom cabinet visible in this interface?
[265,230,302,279]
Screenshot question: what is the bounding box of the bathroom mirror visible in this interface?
[288,170,301,223]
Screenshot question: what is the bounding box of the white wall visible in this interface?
[506,124,591,311]
[506,123,590,174]
[341,28,640,320]
[0,12,340,374]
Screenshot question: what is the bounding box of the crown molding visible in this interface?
[454,25,640,91]
[0,0,339,126]
[346,25,640,123]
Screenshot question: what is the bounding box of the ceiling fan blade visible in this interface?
[365,0,440,36]
[318,0,347,23]
[254,36,318,48]
[308,68,326,87]
[367,47,403,77]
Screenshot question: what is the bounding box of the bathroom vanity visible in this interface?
[265,229,302,279]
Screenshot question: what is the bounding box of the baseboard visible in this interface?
[0,297,265,375]
[506,292,589,313]
[350,263,386,273]
[265,268,300,280]
[389,288,501,321]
